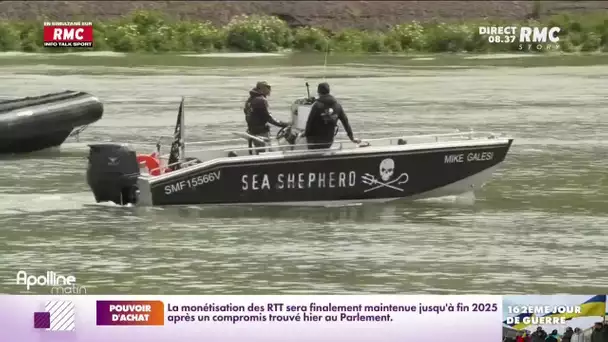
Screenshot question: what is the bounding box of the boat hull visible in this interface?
[0,91,103,154]
[139,138,513,206]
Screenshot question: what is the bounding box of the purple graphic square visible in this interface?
[33,311,50,329]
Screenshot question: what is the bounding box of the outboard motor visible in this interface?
[86,143,140,205]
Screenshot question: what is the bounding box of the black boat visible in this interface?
[0,91,103,154]
[86,92,513,207]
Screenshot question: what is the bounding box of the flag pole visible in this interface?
[167,97,185,171]
[179,96,185,164]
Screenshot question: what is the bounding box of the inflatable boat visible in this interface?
[0,91,103,154]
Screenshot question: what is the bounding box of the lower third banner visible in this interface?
[0,295,501,341]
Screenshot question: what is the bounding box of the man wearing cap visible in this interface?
[243,81,288,153]
[303,82,360,150]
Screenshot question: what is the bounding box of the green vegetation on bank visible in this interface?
[0,10,607,53]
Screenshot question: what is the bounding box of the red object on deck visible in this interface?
[137,153,171,176]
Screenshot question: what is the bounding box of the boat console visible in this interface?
[289,96,315,131]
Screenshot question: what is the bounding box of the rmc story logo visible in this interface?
[478,26,561,51]
[16,271,87,294]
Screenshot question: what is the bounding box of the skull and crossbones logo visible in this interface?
[361,158,409,192]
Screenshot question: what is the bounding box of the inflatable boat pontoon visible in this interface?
[0,91,103,154]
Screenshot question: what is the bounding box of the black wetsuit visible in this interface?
[243,89,286,152]
[304,94,354,150]
[244,89,286,135]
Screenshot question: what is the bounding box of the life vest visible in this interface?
[136,153,171,176]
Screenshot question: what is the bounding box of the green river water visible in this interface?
[0,52,606,294]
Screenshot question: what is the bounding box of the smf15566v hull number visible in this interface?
[164,171,221,195]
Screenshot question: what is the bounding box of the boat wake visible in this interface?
[418,191,477,206]
[0,192,93,215]
[87,201,136,208]
[85,194,476,212]
[0,142,92,160]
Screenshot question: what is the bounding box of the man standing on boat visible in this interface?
[303,82,360,149]
[244,81,289,153]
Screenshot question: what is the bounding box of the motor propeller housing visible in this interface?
[86,143,140,205]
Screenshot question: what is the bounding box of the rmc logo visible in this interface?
[16,271,87,294]
[53,27,86,40]
[519,27,560,43]
[518,26,561,51]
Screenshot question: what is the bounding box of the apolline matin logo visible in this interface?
[479,26,561,51]
[16,270,87,294]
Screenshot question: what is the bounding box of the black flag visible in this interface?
[167,97,184,170]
